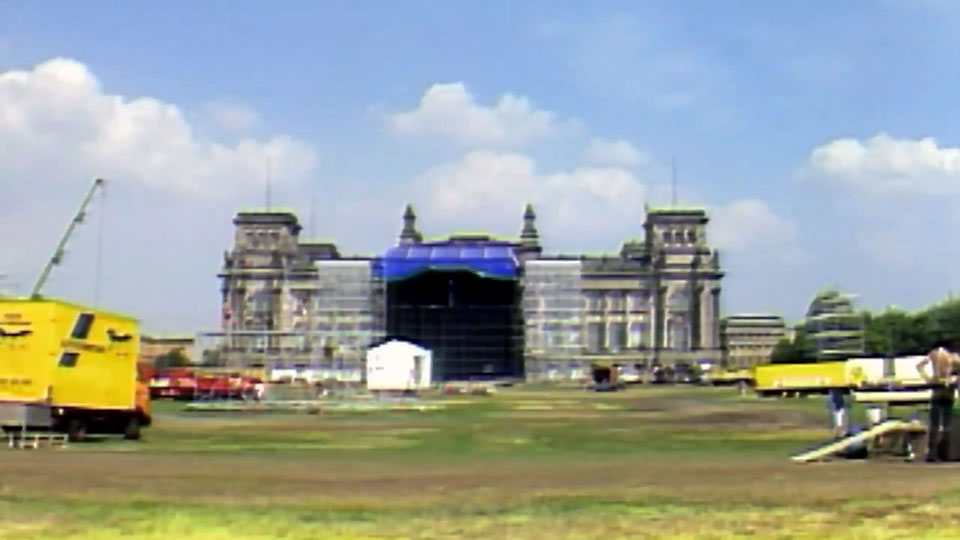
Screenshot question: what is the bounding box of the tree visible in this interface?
[774,295,960,365]
[858,298,960,357]
[863,309,912,356]
[771,325,813,364]
[770,338,795,364]
[201,348,226,367]
[154,347,191,370]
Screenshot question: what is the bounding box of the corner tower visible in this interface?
[398,203,423,245]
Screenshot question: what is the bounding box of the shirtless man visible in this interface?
[917,343,960,462]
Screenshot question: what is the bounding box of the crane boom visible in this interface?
[30,178,105,299]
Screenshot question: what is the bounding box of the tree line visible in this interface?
[771,297,960,363]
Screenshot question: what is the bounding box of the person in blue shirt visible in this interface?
[827,388,847,439]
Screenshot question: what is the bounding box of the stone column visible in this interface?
[698,285,712,349]
[654,285,667,355]
[711,287,721,349]
[691,284,704,350]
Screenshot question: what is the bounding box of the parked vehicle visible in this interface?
[0,298,151,441]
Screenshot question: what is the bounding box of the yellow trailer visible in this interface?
[754,361,848,396]
[0,298,151,441]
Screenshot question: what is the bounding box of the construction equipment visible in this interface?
[1,177,150,443]
[31,178,104,299]
[0,298,151,441]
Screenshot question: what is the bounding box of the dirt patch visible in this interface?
[2,451,959,509]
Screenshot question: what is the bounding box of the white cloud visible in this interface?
[583,138,647,167]
[710,199,797,253]
[0,58,318,332]
[202,100,260,133]
[410,150,646,249]
[804,133,960,195]
[0,58,315,199]
[387,82,561,147]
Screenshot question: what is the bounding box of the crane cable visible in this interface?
[94,183,106,307]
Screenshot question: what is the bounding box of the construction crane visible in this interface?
[30,178,105,299]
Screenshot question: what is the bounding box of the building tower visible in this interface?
[399,204,423,245]
[517,203,542,259]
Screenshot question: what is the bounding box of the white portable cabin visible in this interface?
[365,340,433,392]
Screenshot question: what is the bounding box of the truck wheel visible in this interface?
[123,417,141,440]
[67,418,87,443]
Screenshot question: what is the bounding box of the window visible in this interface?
[585,292,604,313]
[668,319,690,350]
[668,289,689,309]
[586,323,604,353]
[607,291,625,312]
[58,352,79,367]
[608,323,626,353]
[70,313,95,340]
[628,291,648,312]
[630,322,647,348]
[687,230,697,243]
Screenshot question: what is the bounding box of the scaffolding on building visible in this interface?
[197,259,381,384]
[310,259,383,381]
[521,259,587,381]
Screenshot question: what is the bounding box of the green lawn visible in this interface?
[2,386,959,539]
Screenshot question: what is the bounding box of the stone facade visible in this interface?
[575,208,724,370]
[211,204,725,378]
[216,211,367,373]
[719,315,787,369]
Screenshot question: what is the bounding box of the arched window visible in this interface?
[248,288,273,312]
[668,289,689,309]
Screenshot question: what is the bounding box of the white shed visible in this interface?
[365,340,433,392]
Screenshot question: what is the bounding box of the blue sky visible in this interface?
[2,1,960,332]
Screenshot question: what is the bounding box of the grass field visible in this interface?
[2,386,960,539]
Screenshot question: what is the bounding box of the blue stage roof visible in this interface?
[378,242,519,281]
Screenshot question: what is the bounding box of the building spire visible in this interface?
[399,203,422,245]
[520,203,539,246]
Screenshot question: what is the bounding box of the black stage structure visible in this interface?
[377,240,524,381]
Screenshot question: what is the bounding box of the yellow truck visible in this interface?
[0,298,151,441]
[755,356,938,397]
[754,361,848,396]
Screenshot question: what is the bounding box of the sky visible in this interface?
[2,0,960,333]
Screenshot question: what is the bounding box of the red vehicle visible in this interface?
[150,368,198,400]
[151,369,263,401]
[194,373,262,400]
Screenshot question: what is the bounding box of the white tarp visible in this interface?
[846,355,935,387]
[365,340,432,391]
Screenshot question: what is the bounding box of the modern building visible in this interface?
[202,203,725,382]
[804,289,865,361]
[719,314,787,369]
